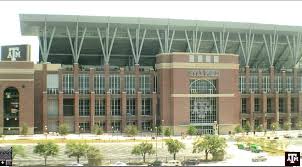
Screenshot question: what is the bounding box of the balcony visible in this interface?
[47,88,58,94]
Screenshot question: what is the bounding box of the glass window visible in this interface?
[250,75,258,93]
[140,75,151,94]
[206,56,211,63]
[79,74,89,94]
[214,56,219,63]
[197,55,203,62]
[94,74,105,94]
[110,75,120,94]
[63,99,74,116]
[254,98,260,112]
[111,98,120,116]
[279,98,285,113]
[291,98,296,113]
[142,98,151,115]
[47,99,58,117]
[95,99,105,116]
[190,79,216,94]
[189,55,195,62]
[95,121,105,130]
[241,98,247,113]
[127,98,136,115]
[262,75,270,93]
[267,98,273,113]
[47,74,59,94]
[79,99,90,116]
[63,74,74,94]
[287,76,293,92]
[79,122,90,132]
[239,76,246,93]
[142,121,152,131]
[275,76,282,92]
[111,120,121,132]
[125,75,135,94]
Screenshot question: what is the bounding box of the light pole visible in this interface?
[155,126,158,160]
[161,120,164,148]
[44,125,48,140]
[78,125,81,138]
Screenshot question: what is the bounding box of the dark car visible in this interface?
[182,159,200,166]
[148,160,162,166]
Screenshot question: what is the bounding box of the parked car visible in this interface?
[297,133,302,138]
[65,162,84,166]
[252,155,267,162]
[250,144,263,153]
[164,160,182,166]
[182,159,200,166]
[284,134,293,138]
[111,161,127,166]
[148,160,162,166]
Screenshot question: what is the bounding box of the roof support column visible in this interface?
[287,33,302,68]
[184,27,203,53]
[156,25,175,53]
[127,25,147,65]
[97,23,117,65]
[263,30,279,67]
[39,21,56,63]
[212,27,229,54]
[238,29,255,66]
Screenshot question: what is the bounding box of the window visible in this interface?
[190,79,216,94]
[275,76,282,92]
[197,55,203,62]
[267,98,273,113]
[63,74,74,94]
[94,74,105,94]
[125,75,135,94]
[110,75,120,94]
[262,75,270,93]
[127,98,136,115]
[287,76,293,92]
[142,121,152,131]
[254,98,260,112]
[95,121,105,130]
[79,74,89,94]
[291,98,296,113]
[154,75,158,93]
[63,99,74,116]
[48,99,58,117]
[111,120,121,131]
[47,74,59,94]
[241,98,247,113]
[79,99,90,116]
[214,56,219,63]
[79,122,90,132]
[250,75,258,93]
[279,98,285,113]
[189,55,195,62]
[95,99,105,116]
[142,98,151,115]
[111,98,120,116]
[140,75,151,94]
[239,76,246,93]
[206,56,211,63]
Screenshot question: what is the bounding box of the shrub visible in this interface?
[124,125,138,137]
[164,128,172,137]
[21,123,28,136]
[187,125,197,136]
[58,124,69,136]
[234,125,243,133]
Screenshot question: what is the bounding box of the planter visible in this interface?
[212,151,225,161]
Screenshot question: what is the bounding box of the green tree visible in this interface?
[283,121,291,131]
[234,125,243,134]
[271,122,279,132]
[187,125,197,136]
[157,126,163,135]
[12,145,25,160]
[124,125,138,137]
[33,141,59,166]
[58,124,69,137]
[131,142,155,163]
[20,123,28,136]
[164,128,172,137]
[165,139,185,160]
[296,120,302,130]
[92,125,104,135]
[193,135,227,161]
[87,146,103,166]
[65,142,89,164]
[243,122,251,133]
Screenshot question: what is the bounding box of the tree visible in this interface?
[33,141,59,166]
[87,146,103,166]
[92,125,104,135]
[187,125,197,136]
[58,124,69,137]
[283,121,291,131]
[165,139,185,160]
[12,145,25,160]
[124,125,138,137]
[65,142,89,164]
[234,125,243,134]
[20,123,28,136]
[131,142,155,163]
[271,122,279,132]
[296,121,302,130]
[255,124,264,132]
[164,128,172,137]
[193,135,227,161]
[243,122,251,133]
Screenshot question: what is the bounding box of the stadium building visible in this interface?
[0,14,302,135]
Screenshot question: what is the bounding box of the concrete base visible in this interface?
[19,127,35,135]
[219,124,239,135]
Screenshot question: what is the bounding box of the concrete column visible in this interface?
[258,69,263,93]
[135,64,140,92]
[120,68,125,93]
[73,63,79,92]
[293,68,298,92]
[104,64,110,92]
[58,68,63,92]
[262,92,267,129]
[58,91,64,125]
[90,92,95,130]
[152,92,157,127]
[89,68,95,92]
[274,92,279,123]
[281,69,286,92]
[249,92,255,130]
[42,64,47,92]
[269,66,275,92]
[121,92,127,131]
[42,91,48,133]
[150,69,155,93]
[298,92,302,123]
[286,91,291,128]
[74,92,79,133]
[245,66,250,92]
[105,92,111,131]
[136,91,142,131]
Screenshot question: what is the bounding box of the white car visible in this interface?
[111,161,127,166]
[65,162,84,166]
[164,160,182,166]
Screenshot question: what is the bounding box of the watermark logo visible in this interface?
[285,152,300,166]
[7,47,20,61]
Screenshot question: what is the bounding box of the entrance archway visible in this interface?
[3,87,20,134]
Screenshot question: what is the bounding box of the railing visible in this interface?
[47,88,58,94]
[63,89,74,94]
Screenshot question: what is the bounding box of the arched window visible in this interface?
[190,79,216,94]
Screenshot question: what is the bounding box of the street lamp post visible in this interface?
[155,127,158,160]
[161,120,164,148]
[44,125,48,140]
[78,125,81,138]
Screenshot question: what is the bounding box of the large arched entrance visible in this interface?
[3,87,20,134]
[189,79,217,134]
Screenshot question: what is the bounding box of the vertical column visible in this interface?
[269,66,275,92]
[105,92,111,131]
[58,92,64,125]
[90,92,95,131]
[73,63,79,92]
[281,69,286,92]
[262,93,267,129]
[286,91,291,129]
[0,90,3,134]
[293,68,298,92]
[274,92,279,124]
[258,69,263,93]
[136,92,142,131]
[298,92,302,123]
[135,64,140,92]
[249,92,255,130]
[121,92,127,131]
[42,92,48,133]
[104,64,110,92]
[245,66,250,92]
[74,92,79,133]
[150,69,155,93]
[120,68,125,93]
[89,68,95,92]
[152,92,157,127]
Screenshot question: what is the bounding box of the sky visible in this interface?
[1,1,302,63]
